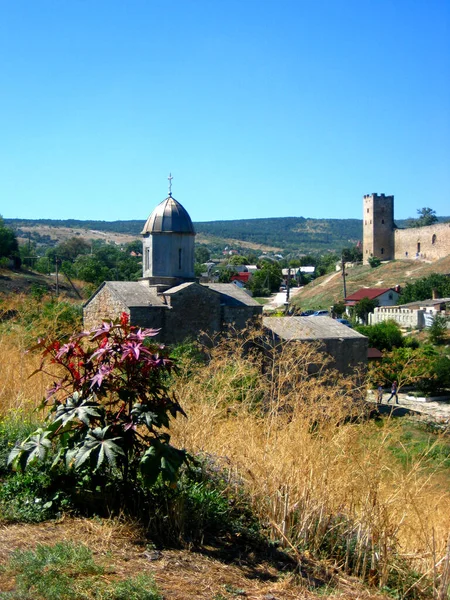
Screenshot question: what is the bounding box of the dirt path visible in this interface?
[368,391,450,424]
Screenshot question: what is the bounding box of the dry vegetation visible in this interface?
[293,255,450,311]
[171,332,450,596]
[1,299,450,598]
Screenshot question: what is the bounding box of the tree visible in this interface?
[194,246,211,264]
[368,256,381,268]
[354,297,378,325]
[227,254,249,266]
[428,314,449,345]
[400,274,450,303]
[248,261,283,296]
[408,207,439,228]
[9,314,188,489]
[332,301,346,318]
[0,216,20,264]
[369,346,438,392]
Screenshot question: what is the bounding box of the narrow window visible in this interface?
[365,220,367,225]
[370,220,372,224]
[381,219,384,224]
[432,234,437,245]
[146,248,150,270]
[381,247,384,255]
[178,248,182,269]
[367,208,369,214]
[417,242,421,253]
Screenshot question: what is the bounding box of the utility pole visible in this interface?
[55,256,60,297]
[341,255,347,300]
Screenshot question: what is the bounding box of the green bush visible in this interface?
[355,320,404,351]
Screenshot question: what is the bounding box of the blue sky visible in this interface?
[1,0,449,223]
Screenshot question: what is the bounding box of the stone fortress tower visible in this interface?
[141,174,196,289]
[363,193,395,263]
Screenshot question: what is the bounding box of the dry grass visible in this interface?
[0,293,81,415]
[293,255,450,311]
[171,332,450,594]
[1,312,449,596]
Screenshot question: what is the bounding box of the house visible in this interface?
[83,186,262,343]
[263,316,368,374]
[345,288,400,312]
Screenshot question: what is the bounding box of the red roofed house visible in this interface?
[345,287,400,311]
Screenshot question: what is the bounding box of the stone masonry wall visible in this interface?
[164,286,222,344]
[83,286,128,331]
[363,194,395,263]
[394,222,450,261]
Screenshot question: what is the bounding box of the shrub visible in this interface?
[355,320,404,351]
[9,314,189,497]
[428,313,449,345]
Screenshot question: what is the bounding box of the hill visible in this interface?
[5,216,363,255]
[291,255,450,312]
[6,216,450,257]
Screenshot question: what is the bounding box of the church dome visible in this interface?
[141,195,195,235]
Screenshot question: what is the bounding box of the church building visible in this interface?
[83,182,263,344]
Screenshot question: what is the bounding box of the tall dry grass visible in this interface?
[171,331,450,594]
[0,293,81,415]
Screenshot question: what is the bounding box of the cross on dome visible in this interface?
[168,173,173,196]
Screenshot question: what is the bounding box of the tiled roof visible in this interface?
[203,283,261,307]
[345,288,394,302]
[106,282,165,307]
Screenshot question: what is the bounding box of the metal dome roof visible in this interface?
[141,195,196,235]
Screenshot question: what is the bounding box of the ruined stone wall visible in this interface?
[83,286,128,330]
[394,222,450,261]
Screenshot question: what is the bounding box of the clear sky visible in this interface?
[1,0,449,223]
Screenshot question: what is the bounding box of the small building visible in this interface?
[263,316,368,374]
[345,287,400,312]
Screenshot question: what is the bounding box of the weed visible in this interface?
[0,542,162,600]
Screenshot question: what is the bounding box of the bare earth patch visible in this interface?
[0,518,389,599]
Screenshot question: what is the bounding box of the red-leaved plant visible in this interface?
[9,313,188,488]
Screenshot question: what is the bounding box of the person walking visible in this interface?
[376,383,383,404]
[386,380,398,404]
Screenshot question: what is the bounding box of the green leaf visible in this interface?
[53,393,103,428]
[73,427,125,471]
[7,429,52,470]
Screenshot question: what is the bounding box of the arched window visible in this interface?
[432,234,437,245]
[146,248,150,270]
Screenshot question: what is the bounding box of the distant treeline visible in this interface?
[5,215,449,255]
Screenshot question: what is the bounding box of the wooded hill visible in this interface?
[6,216,450,256]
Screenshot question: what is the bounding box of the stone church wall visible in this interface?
[83,286,128,331]
[394,222,450,261]
[164,286,222,344]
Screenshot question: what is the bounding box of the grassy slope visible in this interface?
[291,255,450,311]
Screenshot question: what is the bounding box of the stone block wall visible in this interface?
[322,337,368,375]
[164,286,222,344]
[394,222,450,261]
[83,286,128,331]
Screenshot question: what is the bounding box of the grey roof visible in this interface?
[263,316,367,340]
[141,196,195,235]
[203,283,261,307]
[398,297,450,308]
[164,282,198,295]
[105,282,166,307]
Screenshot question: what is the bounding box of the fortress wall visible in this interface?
[394,222,450,260]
